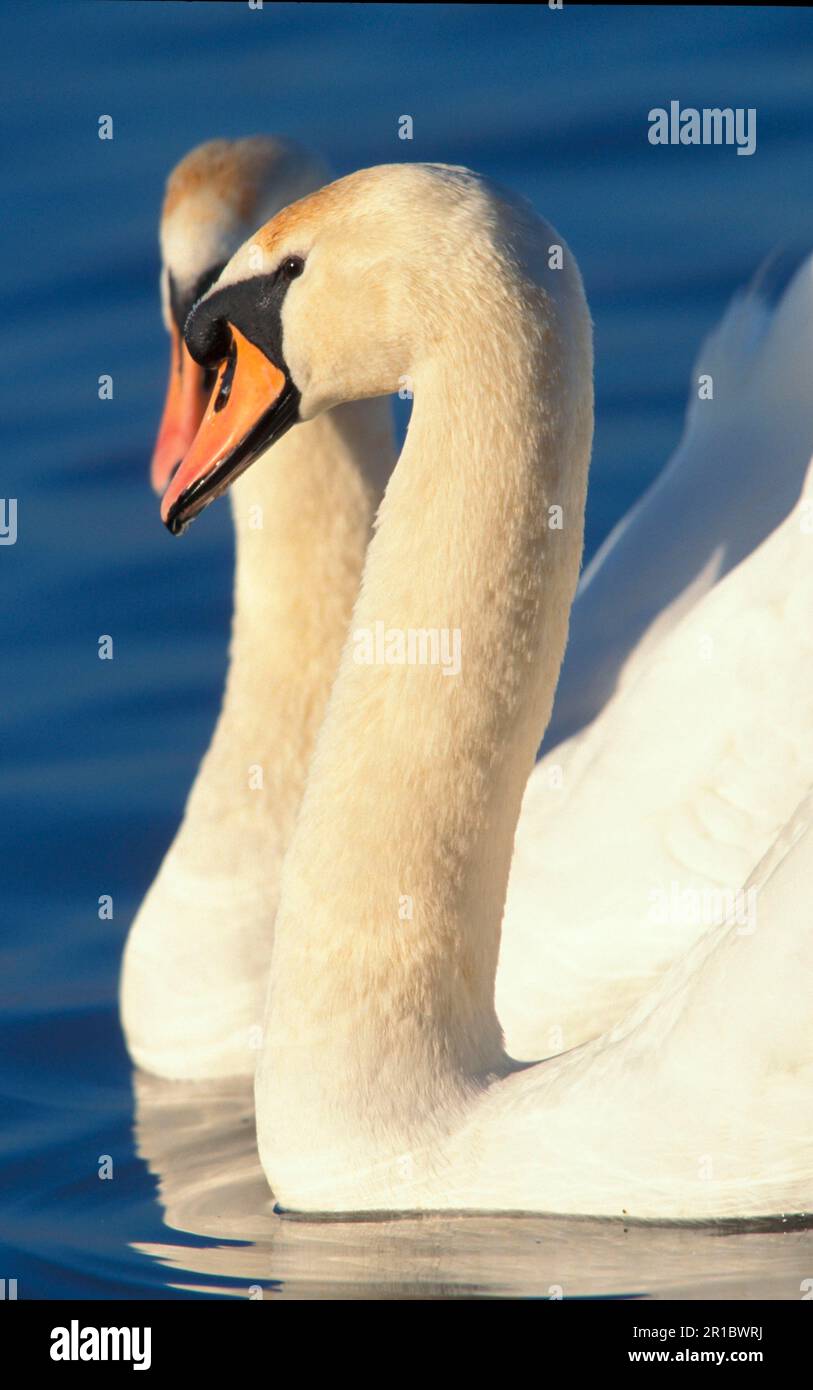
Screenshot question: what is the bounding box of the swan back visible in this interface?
[547,250,813,749]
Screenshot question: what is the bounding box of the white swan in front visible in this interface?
[120,138,394,1080]
[161,163,812,1218]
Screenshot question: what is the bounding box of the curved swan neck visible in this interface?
[227,399,392,670]
[262,236,593,1162]
[181,399,393,855]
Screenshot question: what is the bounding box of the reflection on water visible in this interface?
[133,1074,813,1300]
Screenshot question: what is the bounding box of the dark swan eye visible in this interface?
[280,255,305,280]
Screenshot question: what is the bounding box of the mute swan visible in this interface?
[161,163,811,1217]
[121,139,394,1080]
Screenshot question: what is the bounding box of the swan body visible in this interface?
[492,260,813,1057]
[497,454,813,1056]
[165,162,811,1217]
[495,255,813,1058]
[545,253,813,751]
[121,140,394,1079]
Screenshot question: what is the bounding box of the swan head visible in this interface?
[151,136,328,495]
[162,162,524,533]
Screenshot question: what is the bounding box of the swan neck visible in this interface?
[263,255,593,1168]
[178,399,393,868]
[228,400,391,665]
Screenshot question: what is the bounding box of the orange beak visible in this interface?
[161,325,298,535]
[151,324,212,495]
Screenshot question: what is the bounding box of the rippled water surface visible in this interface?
[2,2,813,1298]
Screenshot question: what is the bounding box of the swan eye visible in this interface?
[281,255,305,280]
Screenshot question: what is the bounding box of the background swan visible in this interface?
[120,138,394,1080]
[163,162,811,1218]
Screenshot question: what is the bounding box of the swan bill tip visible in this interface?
[165,504,190,537]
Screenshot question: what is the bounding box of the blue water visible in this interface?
[2,3,813,1298]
